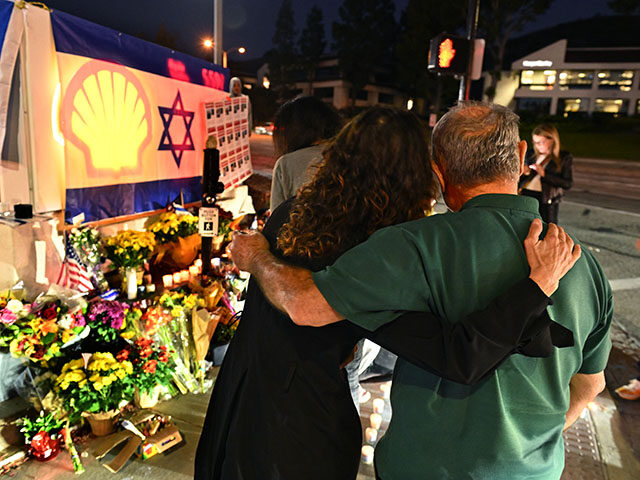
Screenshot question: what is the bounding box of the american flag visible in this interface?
[57,239,94,292]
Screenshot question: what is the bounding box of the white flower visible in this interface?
[6,299,24,314]
[57,314,74,330]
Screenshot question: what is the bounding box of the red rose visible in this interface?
[40,305,58,320]
[142,360,157,374]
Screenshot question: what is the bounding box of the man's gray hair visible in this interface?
[431,101,521,187]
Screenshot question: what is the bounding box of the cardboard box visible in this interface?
[136,424,182,460]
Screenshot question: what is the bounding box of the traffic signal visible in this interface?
[428,33,470,75]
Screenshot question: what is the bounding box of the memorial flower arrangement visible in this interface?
[69,227,101,266]
[103,230,156,269]
[85,300,130,343]
[0,299,86,364]
[117,338,174,395]
[18,411,65,461]
[54,353,134,421]
[146,211,199,244]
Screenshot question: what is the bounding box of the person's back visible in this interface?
[309,102,611,479]
[345,194,611,478]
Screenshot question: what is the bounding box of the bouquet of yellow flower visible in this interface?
[54,353,134,421]
[103,230,156,269]
[146,211,198,244]
[146,212,200,268]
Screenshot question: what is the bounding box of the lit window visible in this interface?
[594,98,629,114]
[519,70,556,89]
[558,98,589,116]
[558,71,594,90]
[598,70,634,90]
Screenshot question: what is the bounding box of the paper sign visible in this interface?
[198,207,219,237]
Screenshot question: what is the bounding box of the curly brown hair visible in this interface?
[277,106,438,262]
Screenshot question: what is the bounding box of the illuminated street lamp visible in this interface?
[262,76,270,89]
[203,38,214,63]
[223,46,246,69]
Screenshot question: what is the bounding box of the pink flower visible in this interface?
[0,308,17,325]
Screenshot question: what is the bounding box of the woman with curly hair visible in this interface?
[194,107,574,480]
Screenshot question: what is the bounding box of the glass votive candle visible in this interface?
[179,270,189,283]
[162,274,173,288]
[365,427,377,443]
[372,398,385,414]
[361,445,374,464]
[172,272,181,285]
[189,265,199,279]
[380,381,391,398]
[194,258,202,268]
[369,413,382,430]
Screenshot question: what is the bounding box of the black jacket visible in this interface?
[193,199,569,480]
[520,150,573,204]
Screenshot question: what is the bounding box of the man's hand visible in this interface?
[524,219,581,297]
[228,231,270,272]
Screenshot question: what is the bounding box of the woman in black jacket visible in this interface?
[194,108,576,480]
[519,123,573,223]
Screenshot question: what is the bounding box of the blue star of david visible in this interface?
[158,91,195,167]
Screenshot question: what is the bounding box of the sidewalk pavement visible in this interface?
[3,328,640,478]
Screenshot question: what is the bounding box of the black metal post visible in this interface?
[458,0,481,101]
[201,147,221,277]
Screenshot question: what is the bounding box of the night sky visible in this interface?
[43,0,614,62]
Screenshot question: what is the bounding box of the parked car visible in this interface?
[253,122,274,135]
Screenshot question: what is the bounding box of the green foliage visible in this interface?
[19,411,64,442]
[268,0,299,96]
[299,6,326,85]
[332,0,398,104]
[480,0,553,100]
[608,0,640,14]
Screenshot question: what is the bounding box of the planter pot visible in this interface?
[212,342,229,366]
[134,386,160,409]
[154,234,201,269]
[82,411,118,436]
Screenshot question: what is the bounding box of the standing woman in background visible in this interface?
[519,123,573,223]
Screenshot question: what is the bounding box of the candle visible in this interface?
[162,274,173,288]
[365,427,377,443]
[194,258,202,268]
[372,398,385,414]
[126,268,137,300]
[189,265,199,279]
[212,257,221,268]
[361,445,374,464]
[369,413,382,430]
[179,270,189,283]
[172,272,181,285]
[380,381,391,398]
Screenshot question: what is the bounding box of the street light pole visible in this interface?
[214,0,223,65]
[458,0,480,102]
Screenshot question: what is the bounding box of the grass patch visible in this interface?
[520,116,640,161]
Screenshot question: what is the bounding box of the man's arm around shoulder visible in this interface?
[229,231,344,326]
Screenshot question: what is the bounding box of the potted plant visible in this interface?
[54,353,135,436]
[102,230,155,298]
[117,338,175,408]
[146,211,200,268]
[18,411,65,461]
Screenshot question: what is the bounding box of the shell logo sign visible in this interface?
[60,60,152,176]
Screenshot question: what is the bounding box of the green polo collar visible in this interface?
[460,193,540,215]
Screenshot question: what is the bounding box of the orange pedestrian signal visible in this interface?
[428,33,470,75]
[439,38,456,68]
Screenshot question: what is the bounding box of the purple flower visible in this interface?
[87,301,127,330]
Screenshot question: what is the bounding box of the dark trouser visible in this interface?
[521,189,559,224]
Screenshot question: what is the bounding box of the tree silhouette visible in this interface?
[299,6,326,92]
[608,0,640,14]
[332,0,397,105]
[268,0,298,99]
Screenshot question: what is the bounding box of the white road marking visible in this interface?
[609,278,640,292]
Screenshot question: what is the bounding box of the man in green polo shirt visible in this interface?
[229,102,612,479]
